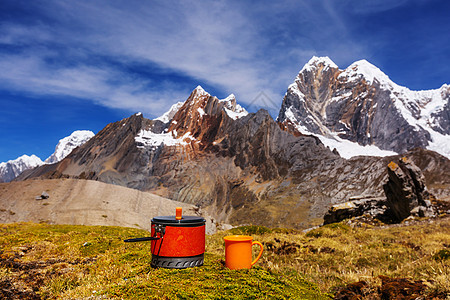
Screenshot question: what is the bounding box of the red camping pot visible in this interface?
[124,207,206,269]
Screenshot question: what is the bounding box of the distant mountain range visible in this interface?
[5,57,450,228]
[0,131,94,182]
[0,155,44,183]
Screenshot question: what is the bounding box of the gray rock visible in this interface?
[411,205,436,218]
[323,196,388,224]
[383,157,434,222]
[324,157,440,224]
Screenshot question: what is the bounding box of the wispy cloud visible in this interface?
[0,51,188,116]
[1,0,441,119]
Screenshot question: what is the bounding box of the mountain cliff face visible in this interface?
[19,85,450,229]
[277,56,450,159]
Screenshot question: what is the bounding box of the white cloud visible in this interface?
[0,51,187,117]
[0,0,376,117]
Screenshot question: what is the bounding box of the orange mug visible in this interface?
[224,235,263,270]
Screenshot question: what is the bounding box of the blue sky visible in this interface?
[1,0,449,162]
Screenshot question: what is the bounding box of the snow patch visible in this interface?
[135,129,196,149]
[426,130,450,159]
[289,118,398,159]
[284,106,298,123]
[219,94,248,120]
[219,94,236,103]
[197,107,206,118]
[318,133,397,159]
[224,106,248,120]
[155,102,184,123]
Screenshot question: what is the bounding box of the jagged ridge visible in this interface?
[277,56,450,158]
[18,86,450,229]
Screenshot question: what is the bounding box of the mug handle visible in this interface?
[251,241,264,266]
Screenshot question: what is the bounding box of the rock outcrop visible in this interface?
[383,157,435,222]
[323,196,388,225]
[324,157,439,224]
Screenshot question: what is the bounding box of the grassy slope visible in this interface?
[0,223,326,299]
[0,219,449,299]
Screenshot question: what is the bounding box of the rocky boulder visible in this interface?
[324,157,438,225]
[383,157,434,222]
[323,196,388,225]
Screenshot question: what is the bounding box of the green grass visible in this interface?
[0,223,328,299]
[106,258,322,299]
[1,219,449,299]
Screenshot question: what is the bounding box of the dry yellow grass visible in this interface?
[0,218,449,299]
[211,218,450,297]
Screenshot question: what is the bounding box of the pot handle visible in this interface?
[124,237,160,242]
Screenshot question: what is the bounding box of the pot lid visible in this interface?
[152,215,205,226]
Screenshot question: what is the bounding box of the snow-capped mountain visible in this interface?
[277,56,450,159]
[17,85,449,229]
[154,102,184,123]
[0,130,94,182]
[136,86,248,150]
[44,130,95,164]
[0,155,43,183]
[154,86,248,124]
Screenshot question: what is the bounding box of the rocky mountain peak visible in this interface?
[293,56,340,93]
[154,102,184,123]
[0,155,43,183]
[300,56,338,74]
[277,56,450,158]
[124,86,249,161]
[0,130,95,183]
[166,87,233,146]
[220,94,236,109]
[193,85,209,97]
[44,130,94,164]
[161,87,247,144]
[338,59,392,86]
